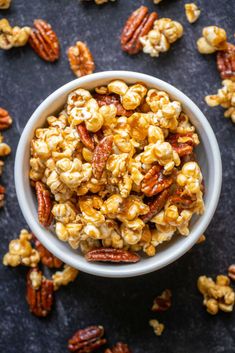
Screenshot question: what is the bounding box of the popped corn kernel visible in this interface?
[185,3,201,24]
[0,133,11,156]
[122,84,147,110]
[149,319,165,336]
[197,26,227,54]
[52,264,79,291]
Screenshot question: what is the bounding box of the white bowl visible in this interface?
[15,71,222,278]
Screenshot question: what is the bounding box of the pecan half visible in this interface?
[29,19,60,62]
[0,184,5,208]
[85,248,140,263]
[68,41,95,77]
[105,342,132,353]
[228,264,235,281]
[121,6,158,54]
[92,135,113,179]
[32,235,63,268]
[77,123,95,150]
[152,289,172,312]
[141,165,173,197]
[166,133,194,157]
[93,93,134,117]
[26,268,54,317]
[141,188,170,223]
[68,325,107,353]
[217,43,235,80]
[35,181,53,227]
[0,108,12,130]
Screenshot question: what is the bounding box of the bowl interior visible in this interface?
[15,71,221,277]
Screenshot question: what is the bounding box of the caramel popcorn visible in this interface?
[0,0,11,9]
[29,268,43,289]
[197,26,227,54]
[149,319,165,336]
[140,18,183,57]
[198,275,235,314]
[205,79,235,123]
[0,133,11,156]
[185,3,200,24]
[0,19,31,50]
[30,81,204,259]
[52,264,79,290]
[3,229,40,267]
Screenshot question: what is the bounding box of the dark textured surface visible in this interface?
[0,1,235,352]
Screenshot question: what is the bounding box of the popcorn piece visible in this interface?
[0,19,31,50]
[122,84,147,110]
[52,264,79,291]
[52,201,77,224]
[197,26,227,54]
[149,319,165,336]
[29,267,43,289]
[0,0,11,9]
[185,3,201,24]
[3,229,40,267]
[0,133,11,156]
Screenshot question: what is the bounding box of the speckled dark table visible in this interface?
[0,1,235,352]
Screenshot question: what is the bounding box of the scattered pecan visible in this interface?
[217,43,235,80]
[0,108,12,130]
[77,123,95,150]
[26,268,54,317]
[29,19,60,62]
[152,289,172,312]
[141,188,170,223]
[0,184,5,208]
[141,165,173,197]
[68,41,95,77]
[68,325,107,353]
[35,181,53,227]
[93,93,134,117]
[105,342,132,353]
[85,248,140,263]
[166,133,194,157]
[228,264,235,281]
[92,135,113,179]
[121,6,158,54]
[32,234,63,268]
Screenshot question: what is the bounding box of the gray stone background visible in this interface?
[0,0,235,352]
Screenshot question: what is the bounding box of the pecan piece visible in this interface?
[217,43,235,80]
[105,342,132,353]
[141,189,170,223]
[141,165,173,197]
[152,289,172,312]
[68,325,107,353]
[85,248,140,263]
[121,6,158,54]
[166,133,195,157]
[168,187,195,209]
[93,93,134,117]
[32,234,63,268]
[77,123,95,150]
[0,108,12,130]
[29,19,60,62]
[0,184,5,208]
[68,41,95,77]
[26,268,54,317]
[92,135,113,179]
[35,181,53,227]
[228,264,235,281]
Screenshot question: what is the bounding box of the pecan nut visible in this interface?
[141,189,170,223]
[26,268,54,317]
[166,133,194,157]
[141,165,173,197]
[35,181,53,227]
[85,248,140,263]
[32,234,63,268]
[93,93,134,117]
[67,41,95,77]
[228,264,235,281]
[168,187,195,209]
[121,6,158,54]
[92,135,113,179]
[29,19,60,62]
[105,342,132,353]
[0,184,5,208]
[0,108,12,130]
[68,325,107,353]
[152,289,172,312]
[77,123,95,150]
[217,43,235,80]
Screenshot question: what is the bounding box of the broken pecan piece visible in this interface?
[141,188,170,223]
[228,264,235,281]
[68,325,107,353]
[166,133,195,157]
[141,165,173,197]
[105,342,132,353]
[217,43,235,80]
[86,248,140,263]
[68,41,95,77]
[77,123,95,150]
[152,289,172,312]
[35,181,53,227]
[26,268,54,317]
[121,6,158,54]
[0,108,12,130]
[32,234,63,268]
[93,93,134,117]
[29,19,60,62]
[0,184,5,208]
[92,135,113,179]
